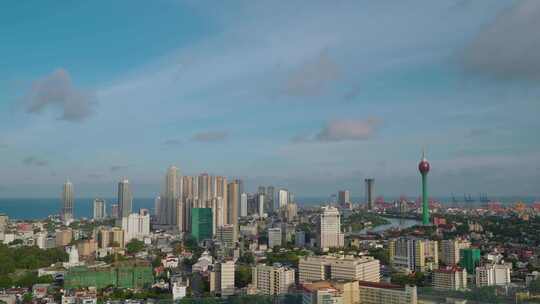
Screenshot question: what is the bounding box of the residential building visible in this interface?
[252,264,295,295]
[159,166,181,228]
[299,255,380,283]
[117,178,132,218]
[358,281,417,304]
[338,190,350,207]
[317,206,345,251]
[476,263,512,287]
[210,261,235,297]
[278,189,288,208]
[433,267,467,290]
[216,224,237,246]
[389,237,438,272]
[92,199,106,220]
[121,211,150,245]
[227,180,240,229]
[301,281,344,304]
[441,239,470,266]
[240,193,248,217]
[61,180,74,221]
[268,227,282,248]
[56,229,73,247]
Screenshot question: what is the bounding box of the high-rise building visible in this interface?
[227,180,240,228]
[93,199,106,220]
[121,211,150,245]
[295,231,306,247]
[365,178,374,210]
[258,193,265,217]
[299,255,380,283]
[284,203,297,222]
[118,178,132,218]
[154,196,161,217]
[278,189,288,208]
[61,180,74,221]
[191,208,213,242]
[460,248,481,274]
[240,193,248,217]
[211,197,225,235]
[418,151,430,225]
[160,166,181,228]
[252,264,295,295]
[389,237,439,272]
[210,261,235,297]
[268,227,282,248]
[111,204,119,218]
[338,190,350,207]
[433,267,467,290]
[266,186,275,212]
[441,239,470,266]
[317,206,344,251]
[475,263,512,287]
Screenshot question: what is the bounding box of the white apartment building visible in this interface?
[476,263,512,287]
[318,206,344,251]
[299,255,380,283]
[121,212,150,245]
[252,264,295,295]
[433,267,467,291]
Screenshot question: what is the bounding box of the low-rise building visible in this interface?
[358,281,417,304]
[299,255,380,283]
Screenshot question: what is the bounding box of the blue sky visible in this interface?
[1,0,539,199]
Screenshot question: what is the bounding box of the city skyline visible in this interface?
[1,1,540,198]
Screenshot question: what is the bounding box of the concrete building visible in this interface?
[441,239,470,266]
[364,178,374,210]
[358,281,417,304]
[301,281,344,304]
[110,204,119,218]
[97,227,124,248]
[216,224,237,246]
[299,255,380,283]
[227,180,240,229]
[295,231,306,247]
[117,178,132,218]
[121,211,150,245]
[56,229,73,247]
[268,227,282,248]
[476,263,512,287]
[159,166,181,228]
[338,190,350,208]
[278,189,288,208]
[210,261,235,297]
[285,203,298,222]
[252,264,295,295]
[266,186,275,213]
[389,237,438,272]
[317,206,345,251]
[460,248,481,274]
[240,193,248,217]
[61,180,74,221]
[92,199,106,220]
[433,267,467,291]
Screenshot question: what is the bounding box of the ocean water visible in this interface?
[0,196,537,220]
[0,198,155,220]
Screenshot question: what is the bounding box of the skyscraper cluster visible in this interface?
[154,167,245,242]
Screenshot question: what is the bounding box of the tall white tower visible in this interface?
[317,206,344,251]
[61,180,74,221]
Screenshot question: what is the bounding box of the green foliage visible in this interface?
[391,272,426,287]
[0,244,68,275]
[9,239,23,246]
[237,252,255,265]
[265,249,308,267]
[368,247,389,265]
[125,239,145,254]
[531,278,540,294]
[234,265,252,288]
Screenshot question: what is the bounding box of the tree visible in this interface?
[235,265,252,288]
[126,239,145,254]
[530,278,540,294]
[368,248,389,265]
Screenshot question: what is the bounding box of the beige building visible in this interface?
[441,239,470,266]
[433,267,467,290]
[302,281,344,304]
[55,229,73,247]
[252,264,295,295]
[210,261,235,296]
[358,281,417,304]
[97,227,124,248]
[317,206,345,251]
[77,238,97,257]
[389,237,438,272]
[299,255,380,283]
[216,224,237,246]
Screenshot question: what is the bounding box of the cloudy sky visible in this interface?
[0,0,539,199]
